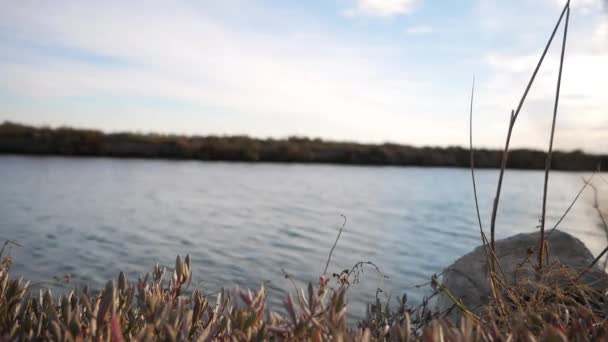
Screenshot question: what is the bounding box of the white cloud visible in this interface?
[405,25,433,35]
[346,0,418,17]
[0,0,444,144]
[0,0,605,152]
[549,0,603,13]
[591,21,608,52]
[479,23,608,152]
[467,0,608,153]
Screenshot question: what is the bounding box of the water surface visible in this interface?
[1,155,606,319]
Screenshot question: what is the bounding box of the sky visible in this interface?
[0,0,606,153]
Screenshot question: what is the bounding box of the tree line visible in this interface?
[0,121,605,171]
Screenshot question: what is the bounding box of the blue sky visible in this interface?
[0,0,606,152]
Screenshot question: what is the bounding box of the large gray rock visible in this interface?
[437,230,608,320]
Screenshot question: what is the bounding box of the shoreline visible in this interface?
[2,121,607,171]
[1,152,606,174]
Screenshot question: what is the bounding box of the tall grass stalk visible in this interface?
[469,76,489,258]
[468,77,509,300]
[539,3,570,273]
[488,0,571,277]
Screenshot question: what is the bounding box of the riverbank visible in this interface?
[1,121,606,171]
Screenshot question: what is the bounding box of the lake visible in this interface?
[1,155,606,320]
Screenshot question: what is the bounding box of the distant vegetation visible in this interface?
[1,121,605,170]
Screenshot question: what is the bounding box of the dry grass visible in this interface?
[2,249,608,341]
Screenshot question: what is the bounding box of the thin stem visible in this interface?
[539,4,570,272]
[576,179,608,280]
[323,214,347,275]
[592,184,608,269]
[577,245,608,281]
[590,183,608,243]
[488,0,570,275]
[469,76,488,251]
[0,240,21,260]
[489,110,516,273]
[512,0,570,121]
[467,77,508,285]
[547,172,595,237]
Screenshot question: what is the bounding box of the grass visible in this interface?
[487,0,571,277]
[1,246,608,340]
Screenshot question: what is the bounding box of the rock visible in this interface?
[437,230,608,320]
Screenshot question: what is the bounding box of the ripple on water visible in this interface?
[1,157,605,321]
[83,234,112,245]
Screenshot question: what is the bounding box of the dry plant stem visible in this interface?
[432,278,480,322]
[547,172,595,237]
[0,240,21,259]
[488,0,570,275]
[482,109,515,323]
[466,92,510,281]
[323,214,347,275]
[489,110,516,274]
[469,76,489,256]
[281,268,300,295]
[338,261,386,292]
[590,183,608,268]
[511,0,570,119]
[577,246,608,282]
[539,4,570,272]
[468,73,512,311]
[592,184,608,232]
[577,182,608,279]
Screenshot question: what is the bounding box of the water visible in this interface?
[1,155,606,320]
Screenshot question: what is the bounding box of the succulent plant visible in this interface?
[2,248,608,341]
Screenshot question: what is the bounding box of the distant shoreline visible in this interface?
[1,121,606,171]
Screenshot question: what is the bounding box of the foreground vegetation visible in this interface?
[2,246,608,341]
[1,121,606,171]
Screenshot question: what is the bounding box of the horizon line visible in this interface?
[2,120,605,156]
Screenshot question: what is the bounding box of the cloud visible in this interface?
[549,0,603,13]
[0,0,605,152]
[592,21,608,52]
[405,25,433,35]
[0,0,444,143]
[479,23,608,152]
[345,0,418,17]
[465,0,608,153]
